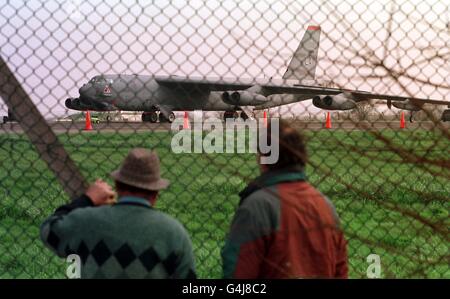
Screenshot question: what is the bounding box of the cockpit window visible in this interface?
[89,76,106,84]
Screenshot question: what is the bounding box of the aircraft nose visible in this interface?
[79,83,95,99]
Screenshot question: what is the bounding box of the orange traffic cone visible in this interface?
[183,111,190,129]
[325,112,331,129]
[84,110,93,131]
[400,112,405,129]
[263,110,268,128]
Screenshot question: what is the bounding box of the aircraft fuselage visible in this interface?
[66,74,304,113]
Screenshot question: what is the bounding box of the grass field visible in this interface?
[0,128,448,278]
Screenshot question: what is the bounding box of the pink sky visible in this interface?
[0,0,448,118]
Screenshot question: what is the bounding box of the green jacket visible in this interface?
[222,165,347,278]
[41,195,196,279]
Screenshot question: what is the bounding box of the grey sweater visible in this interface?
[41,195,196,279]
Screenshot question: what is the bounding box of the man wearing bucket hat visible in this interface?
[40,148,196,279]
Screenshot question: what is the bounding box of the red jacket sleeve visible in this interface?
[335,231,348,278]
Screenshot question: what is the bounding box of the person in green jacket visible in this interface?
[41,148,196,279]
[222,120,348,278]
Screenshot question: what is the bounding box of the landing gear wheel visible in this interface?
[160,112,176,123]
[168,112,175,123]
[240,111,249,121]
[106,115,112,123]
[141,112,158,123]
[409,112,414,123]
[223,111,236,121]
[149,111,158,123]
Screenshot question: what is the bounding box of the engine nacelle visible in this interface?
[441,109,450,122]
[222,91,268,106]
[392,100,421,111]
[312,93,356,110]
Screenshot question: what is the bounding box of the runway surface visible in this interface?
[0,120,448,134]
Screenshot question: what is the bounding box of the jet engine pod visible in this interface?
[222,91,268,106]
[441,109,450,122]
[392,100,422,111]
[312,93,356,110]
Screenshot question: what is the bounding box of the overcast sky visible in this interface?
[0,0,448,118]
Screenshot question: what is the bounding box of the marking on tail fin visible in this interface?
[283,25,321,81]
[307,25,321,31]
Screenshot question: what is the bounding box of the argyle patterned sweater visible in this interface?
[40,195,196,279]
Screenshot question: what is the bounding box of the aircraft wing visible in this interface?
[340,92,449,105]
[155,76,449,105]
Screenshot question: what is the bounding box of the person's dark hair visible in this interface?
[260,119,308,170]
[115,181,158,198]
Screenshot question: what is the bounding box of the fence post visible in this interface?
[0,57,88,199]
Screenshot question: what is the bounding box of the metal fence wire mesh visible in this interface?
[0,0,449,278]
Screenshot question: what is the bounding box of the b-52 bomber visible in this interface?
[65,25,450,122]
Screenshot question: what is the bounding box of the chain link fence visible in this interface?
[0,0,449,278]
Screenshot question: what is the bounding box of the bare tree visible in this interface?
[352,102,374,121]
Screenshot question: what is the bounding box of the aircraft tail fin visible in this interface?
[283,25,321,81]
